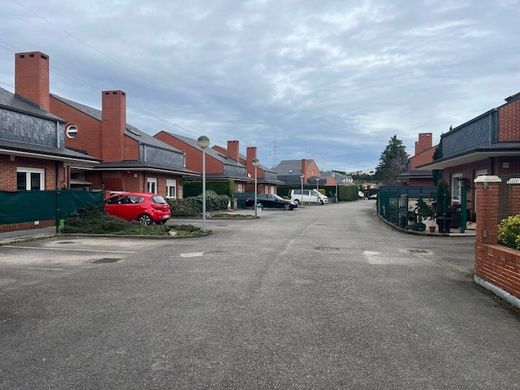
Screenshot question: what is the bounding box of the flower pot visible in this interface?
[429,226,436,233]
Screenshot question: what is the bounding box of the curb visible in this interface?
[376,213,475,238]
[474,275,520,309]
[57,231,213,240]
[0,233,56,246]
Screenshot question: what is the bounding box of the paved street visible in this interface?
[1,201,519,389]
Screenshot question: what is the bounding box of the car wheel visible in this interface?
[138,214,153,226]
[319,199,324,205]
[283,204,290,211]
[294,199,300,205]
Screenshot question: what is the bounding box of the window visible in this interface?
[147,177,157,194]
[166,179,177,199]
[17,168,44,191]
[236,183,245,193]
[66,124,78,138]
[451,173,462,203]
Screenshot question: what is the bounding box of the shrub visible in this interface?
[498,215,520,250]
[167,194,230,216]
[183,180,236,197]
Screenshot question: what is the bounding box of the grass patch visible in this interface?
[62,207,207,237]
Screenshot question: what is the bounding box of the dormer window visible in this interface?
[66,124,78,138]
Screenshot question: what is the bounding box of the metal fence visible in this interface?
[0,189,104,225]
[377,186,467,233]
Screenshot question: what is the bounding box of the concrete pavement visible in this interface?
[0,201,518,389]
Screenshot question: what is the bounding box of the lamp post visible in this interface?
[300,174,304,206]
[197,135,210,232]
[252,158,259,218]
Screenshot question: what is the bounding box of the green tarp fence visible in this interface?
[0,190,104,224]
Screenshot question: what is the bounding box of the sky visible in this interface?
[1,0,519,172]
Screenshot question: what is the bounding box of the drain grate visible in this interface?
[92,258,121,264]
[409,249,430,254]
[315,246,341,252]
[56,241,74,244]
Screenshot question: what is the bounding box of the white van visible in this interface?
[290,189,329,205]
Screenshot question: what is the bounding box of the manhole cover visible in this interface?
[315,246,341,252]
[409,249,430,254]
[92,258,121,264]
[56,241,74,244]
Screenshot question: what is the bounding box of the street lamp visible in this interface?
[252,158,259,218]
[300,174,304,206]
[197,135,210,232]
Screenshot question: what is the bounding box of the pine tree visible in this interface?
[374,135,409,185]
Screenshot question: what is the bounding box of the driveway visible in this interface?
[0,201,518,389]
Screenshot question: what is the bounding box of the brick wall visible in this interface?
[474,176,520,299]
[0,219,55,233]
[154,132,223,174]
[498,98,520,142]
[50,95,103,158]
[0,155,65,191]
[415,133,432,155]
[15,51,50,111]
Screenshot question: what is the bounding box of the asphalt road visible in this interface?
[0,201,519,389]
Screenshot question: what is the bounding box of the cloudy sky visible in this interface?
[1,0,519,171]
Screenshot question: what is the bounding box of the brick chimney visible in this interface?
[246,146,257,177]
[415,133,432,155]
[15,51,50,111]
[301,159,307,178]
[227,140,240,162]
[101,90,126,162]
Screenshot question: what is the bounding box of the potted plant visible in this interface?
[433,180,451,233]
[414,198,434,232]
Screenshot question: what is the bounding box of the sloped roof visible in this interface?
[0,87,63,122]
[51,94,183,154]
[212,144,277,173]
[0,137,98,162]
[162,132,245,168]
[273,159,312,175]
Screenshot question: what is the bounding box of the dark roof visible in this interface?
[94,160,199,176]
[273,159,311,175]
[505,91,520,103]
[162,132,245,168]
[0,87,64,122]
[206,173,253,182]
[51,94,183,154]
[397,170,433,178]
[0,137,99,162]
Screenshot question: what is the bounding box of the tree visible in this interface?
[374,135,409,185]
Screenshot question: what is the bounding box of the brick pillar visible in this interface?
[474,175,502,246]
[506,178,520,216]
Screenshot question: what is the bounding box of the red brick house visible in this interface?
[274,159,334,186]
[420,92,520,214]
[153,133,251,191]
[397,133,436,187]
[212,144,281,194]
[13,51,197,198]
[0,53,98,231]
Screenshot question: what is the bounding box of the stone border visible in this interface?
[474,275,520,309]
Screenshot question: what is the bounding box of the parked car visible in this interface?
[368,193,377,200]
[245,194,297,210]
[105,192,171,225]
[289,189,329,205]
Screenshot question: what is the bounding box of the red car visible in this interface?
[104,192,171,225]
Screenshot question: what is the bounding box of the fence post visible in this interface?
[55,189,61,233]
[506,178,520,216]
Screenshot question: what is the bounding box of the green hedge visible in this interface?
[167,194,230,217]
[183,180,236,198]
[276,184,359,201]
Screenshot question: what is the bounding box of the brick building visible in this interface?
[13,51,197,198]
[212,144,281,194]
[274,159,336,186]
[420,92,520,214]
[397,133,436,187]
[153,132,251,191]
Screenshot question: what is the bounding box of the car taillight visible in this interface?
[152,204,169,210]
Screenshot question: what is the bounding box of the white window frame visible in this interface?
[166,179,177,199]
[146,177,157,194]
[236,183,244,193]
[17,167,45,191]
[451,173,462,203]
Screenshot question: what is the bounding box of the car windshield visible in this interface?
[152,196,167,204]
